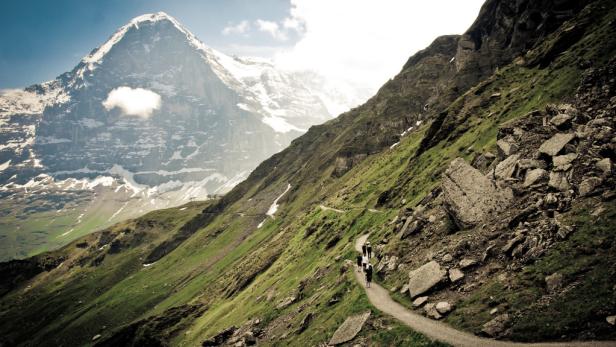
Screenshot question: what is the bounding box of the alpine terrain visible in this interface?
[1,0,616,346]
[0,12,352,261]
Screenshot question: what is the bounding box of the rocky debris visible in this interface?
[490,308,499,315]
[276,296,297,310]
[442,254,453,263]
[328,311,370,345]
[399,284,409,295]
[435,301,453,315]
[545,272,564,293]
[523,168,548,187]
[202,326,238,346]
[607,315,616,326]
[597,158,612,174]
[408,261,447,298]
[449,268,465,283]
[579,177,603,196]
[548,171,571,191]
[471,152,497,173]
[553,153,577,167]
[518,159,547,170]
[482,314,511,338]
[494,154,520,180]
[502,233,526,255]
[442,158,512,229]
[459,258,478,269]
[538,133,576,157]
[92,334,102,341]
[550,113,572,129]
[424,303,443,320]
[297,313,313,334]
[376,255,398,274]
[497,137,518,158]
[412,296,429,308]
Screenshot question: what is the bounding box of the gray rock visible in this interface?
[442,254,453,262]
[517,159,546,170]
[490,308,499,315]
[607,315,616,326]
[579,177,603,196]
[497,138,518,158]
[597,158,612,174]
[92,334,102,341]
[553,153,577,167]
[408,261,447,298]
[523,168,548,187]
[328,311,371,345]
[399,284,409,295]
[494,154,520,180]
[449,268,465,283]
[482,314,511,337]
[436,301,453,314]
[545,272,564,293]
[538,133,576,156]
[276,296,297,309]
[412,296,429,307]
[550,114,572,128]
[548,171,570,191]
[442,158,512,229]
[398,217,414,239]
[459,258,478,269]
[424,303,442,320]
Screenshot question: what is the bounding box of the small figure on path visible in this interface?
[356,254,362,271]
[366,241,372,259]
[362,242,367,256]
[365,264,373,288]
[362,255,368,272]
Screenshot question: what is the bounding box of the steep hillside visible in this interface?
[1,0,616,346]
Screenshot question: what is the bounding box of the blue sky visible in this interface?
[0,0,296,88]
[1,0,486,94]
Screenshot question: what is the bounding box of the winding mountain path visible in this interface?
[353,234,616,347]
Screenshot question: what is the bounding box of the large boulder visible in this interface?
[442,158,512,229]
[328,311,370,345]
[482,314,511,337]
[408,261,447,298]
[494,154,520,180]
[538,133,575,156]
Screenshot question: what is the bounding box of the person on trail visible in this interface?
[356,254,362,271]
[362,255,368,272]
[365,264,373,288]
[361,242,367,257]
[366,242,372,259]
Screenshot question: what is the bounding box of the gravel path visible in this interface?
[354,234,616,347]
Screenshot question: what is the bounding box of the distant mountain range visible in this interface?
[0,12,360,260]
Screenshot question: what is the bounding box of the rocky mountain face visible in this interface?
[1,0,615,346]
[0,12,346,261]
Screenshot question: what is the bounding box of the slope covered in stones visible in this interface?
[1,0,616,346]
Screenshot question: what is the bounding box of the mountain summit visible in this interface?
[0,12,341,260]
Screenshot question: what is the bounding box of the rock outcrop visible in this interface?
[408,261,447,298]
[328,311,370,345]
[442,158,512,229]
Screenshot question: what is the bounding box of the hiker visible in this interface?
[362,254,368,272]
[356,254,362,271]
[365,263,373,288]
[361,242,367,257]
[366,241,372,259]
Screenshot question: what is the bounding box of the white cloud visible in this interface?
[271,0,485,103]
[102,86,161,118]
[255,19,288,41]
[222,20,251,36]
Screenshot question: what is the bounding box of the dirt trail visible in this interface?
[353,234,616,347]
